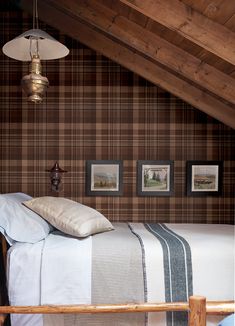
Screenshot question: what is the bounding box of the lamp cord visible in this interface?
[31,0,39,59]
[33,0,39,29]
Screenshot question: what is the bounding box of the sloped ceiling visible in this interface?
[19,0,235,128]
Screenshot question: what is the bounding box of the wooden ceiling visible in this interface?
[18,0,235,128]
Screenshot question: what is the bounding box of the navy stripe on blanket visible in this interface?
[145,223,193,326]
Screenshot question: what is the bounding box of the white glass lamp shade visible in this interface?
[2,29,69,61]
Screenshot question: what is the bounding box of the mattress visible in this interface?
[7,223,234,326]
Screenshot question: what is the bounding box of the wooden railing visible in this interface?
[0,296,234,326]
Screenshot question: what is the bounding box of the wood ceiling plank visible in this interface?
[19,0,235,128]
[36,0,235,104]
[110,0,234,74]
[145,19,234,75]
[195,50,235,75]
[182,0,235,25]
[120,0,235,65]
[110,0,131,17]
[203,1,235,24]
[225,14,235,32]
[180,0,209,12]
[230,71,235,78]
[128,8,148,27]
[145,20,202,57]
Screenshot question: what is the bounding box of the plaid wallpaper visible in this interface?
[0,10,234,224]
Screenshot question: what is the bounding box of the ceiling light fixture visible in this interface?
[2,0,69,103]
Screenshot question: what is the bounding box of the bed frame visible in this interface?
[0,235,234,326]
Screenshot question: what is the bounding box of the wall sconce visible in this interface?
[2,0,69,103]
[46,162,67,192]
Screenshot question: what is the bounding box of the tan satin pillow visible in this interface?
[23,196,114,237]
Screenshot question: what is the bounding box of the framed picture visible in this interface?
[186,161,223,196]
[137,160,174,196]
[86,160,123,196]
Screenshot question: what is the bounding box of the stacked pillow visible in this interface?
[23,196,114,238]
[0,193,51,244]
[0,193,114,245]
[218,314,235,326]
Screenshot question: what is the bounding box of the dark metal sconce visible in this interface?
[46,162,67,192]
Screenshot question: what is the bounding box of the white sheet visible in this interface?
[7,223,234,326]
[7,240,45,326]
[41,231,92,305]
[165,224,234,301]
[8,231,92,326]
[129,223,234,326]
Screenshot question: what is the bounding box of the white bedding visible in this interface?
[7,223,234,326]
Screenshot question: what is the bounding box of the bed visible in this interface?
[0,193,234,326]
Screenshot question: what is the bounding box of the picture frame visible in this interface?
[86,160,123,196]
[186,161,223,196]
[137,160,174,196]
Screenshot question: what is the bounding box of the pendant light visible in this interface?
[2,0,69,103]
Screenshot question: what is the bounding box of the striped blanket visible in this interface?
[8,223,234,326]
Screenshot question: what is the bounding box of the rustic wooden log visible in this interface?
[189,296,206,326]
[0,314,6,326]
[0,237,7,273]
[0,297,233,315]
[206,301,235,315]
[0,302,189,314]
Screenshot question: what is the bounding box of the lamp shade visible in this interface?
[46,161,68,174]
[2,29,69,61]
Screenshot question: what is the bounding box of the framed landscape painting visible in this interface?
[186,161,223,196]
[86,160,123,196]
[137,160,174,196]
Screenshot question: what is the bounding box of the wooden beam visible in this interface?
[120,0,235,66]
[19,0,235,129]
[52,0,235,105]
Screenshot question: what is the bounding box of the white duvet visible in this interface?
[7,223,234,326]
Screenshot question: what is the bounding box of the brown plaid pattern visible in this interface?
[0,10,234,224]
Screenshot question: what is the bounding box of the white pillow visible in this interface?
[23,197,114,237]
[0,193,51,245]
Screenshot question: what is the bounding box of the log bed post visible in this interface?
[0,314,6,326]
[189,296,206,326]
[0,236,7,274]
[0,236,8,326]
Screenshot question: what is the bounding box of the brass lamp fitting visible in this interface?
[21,55,49,103]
